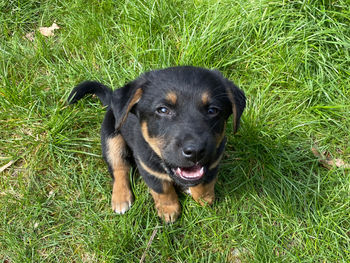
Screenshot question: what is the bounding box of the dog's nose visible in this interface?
[182,144,205,162]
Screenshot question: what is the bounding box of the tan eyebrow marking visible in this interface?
[165,91,177,105]
[201,91,210,105]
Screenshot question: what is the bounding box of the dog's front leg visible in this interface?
[189,177,217,206]
[105,135,134,214]
[150,181,181,223]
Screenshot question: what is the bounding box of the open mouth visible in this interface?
[172,164,204,181]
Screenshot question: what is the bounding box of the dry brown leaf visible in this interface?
[39,23,60,37]
[25,32,35,41]
[227,247,249,263]
[311,147,350,169]
[311,147,322,159]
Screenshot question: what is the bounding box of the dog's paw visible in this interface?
[189,180,216,206]
[184,187,214,205]
[111,191,134,214]
[112,200,133,214]
[193,193,215,206]
[156,203,181,223]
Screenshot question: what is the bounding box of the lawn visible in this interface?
[1,0,350,262]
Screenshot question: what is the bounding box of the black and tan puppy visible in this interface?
[68,66,246,222]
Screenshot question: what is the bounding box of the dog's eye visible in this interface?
[156,106,171,115]
[207,107,220,116]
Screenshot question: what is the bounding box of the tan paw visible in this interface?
[194,193,215,206]
[156,203,181,223]
[189,179,216,206]
[150,182,180,223]
[111,191,133,214]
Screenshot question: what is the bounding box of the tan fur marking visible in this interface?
[119,88,143,129]
[139,160,172,181]
[189,178,217,206]
[141,121,164,157]
[150,181,180,223]
[166,91,177,105]
[107,136,133,214]
[106,136,127,169]
[215,123,226,149]
[209,151,224,170]
[201,91,210,105]
[226,88,238,133]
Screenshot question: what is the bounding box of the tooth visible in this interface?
[177,168,183,176]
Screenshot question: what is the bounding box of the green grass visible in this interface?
[1,0,350,262]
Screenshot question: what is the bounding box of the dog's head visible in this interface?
[111,66,246,186]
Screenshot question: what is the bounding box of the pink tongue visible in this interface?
[176,165,204,180]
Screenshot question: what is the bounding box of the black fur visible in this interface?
[68,81,112,106]
[69,66,246,197]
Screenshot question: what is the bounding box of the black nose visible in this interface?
[182,144,205,162]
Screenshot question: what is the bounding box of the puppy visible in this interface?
[68,66,246,222]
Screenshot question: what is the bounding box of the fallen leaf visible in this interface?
[39,23,60,37]
[25,32,35,41]
[311,147,322,159]
[227,247,249,263]
[311,147,350,169]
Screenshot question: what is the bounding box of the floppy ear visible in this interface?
[111,78,146,131]
[225,81,246,133]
